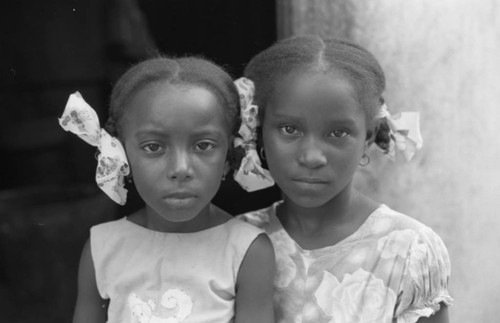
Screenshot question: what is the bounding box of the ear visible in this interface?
[223,160,231,176]
[224,134,233,175]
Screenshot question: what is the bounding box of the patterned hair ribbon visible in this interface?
[378,104,423,161]
[58,92,130,205]
[233,78,275,192]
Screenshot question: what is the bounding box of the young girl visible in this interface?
[237,36,453,323]
[60,57,275,323]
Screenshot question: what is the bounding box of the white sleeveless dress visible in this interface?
[90,217,263,323]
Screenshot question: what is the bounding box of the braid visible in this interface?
[374,117,392,153]
[244,35,386,141]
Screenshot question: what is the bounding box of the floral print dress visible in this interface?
[239,202,453,323]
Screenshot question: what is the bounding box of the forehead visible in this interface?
[274,71,356,103]
[268,72,364,118]
[122,82,228,136]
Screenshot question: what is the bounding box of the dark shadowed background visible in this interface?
[0,1,279,322]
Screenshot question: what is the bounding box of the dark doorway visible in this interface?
[0,1,279,322]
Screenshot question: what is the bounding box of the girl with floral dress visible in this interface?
[236,36,453,323]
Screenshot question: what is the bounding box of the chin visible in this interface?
[285,192,333,209]
[148,203,201,222]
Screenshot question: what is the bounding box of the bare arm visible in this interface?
[73,239,108,323]
[235,234,276,323]
[416,304,449,323]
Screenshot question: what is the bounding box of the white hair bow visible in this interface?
[59,92,130,205]
[378,104,423,161]
[233,78,275,192]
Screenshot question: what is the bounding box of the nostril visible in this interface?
[299,150,327,168]
[168,168,193,182]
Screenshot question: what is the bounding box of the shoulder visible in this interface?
[236,231,275,292]
[224,217,265,243]
[242,233,275,265]
[89,217,130,259]
[360,206,454,321]
[371,207,454,320]
[238,234,275,281]
[236,201,280,229]
[372,205,450,263]
[235,233,275,323]
[91,217,127,235]
[219,218,273,284]
[371,205,442,241]
[90,217,124,242]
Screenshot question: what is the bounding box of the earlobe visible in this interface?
[223,161,230,178]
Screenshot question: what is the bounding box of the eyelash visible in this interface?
[279,125,301,136]
[141,141,216,153]
[194,141,216,151]
[279,125,350,138]
[330,130,349,138]
[142,143,162,153]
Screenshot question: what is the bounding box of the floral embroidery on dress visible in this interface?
[240,209,271,228]
[269,230,298,288]
[407,239,432,281]
[314,269,396,323]
[377,229,417,259]
[129,289,193,323]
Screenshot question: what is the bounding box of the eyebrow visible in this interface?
[328,118,358,127]
[267,112,302,122]
[269,112,358,126]
[134,127,227,139]
[134,129,165,138]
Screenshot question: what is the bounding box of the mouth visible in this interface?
[165,192,196,199]
[293,177,329,184]
[163,192,197,208]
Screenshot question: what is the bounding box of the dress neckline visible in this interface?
[122,216,235,235]
[269,201,386,254]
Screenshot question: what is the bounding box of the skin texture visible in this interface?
[264,72,367,209]
[121,83,230,232]
[73,82,275,323]
[263,72,376,249]
[262,71,448,322]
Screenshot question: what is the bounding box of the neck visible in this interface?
[280,182,361,233]
[142,204,215,233]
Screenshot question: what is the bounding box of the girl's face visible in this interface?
[262,72,368,208]
[121,82,230,223]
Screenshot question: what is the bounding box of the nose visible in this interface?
[298,137,327,169]
[167,149,193,182]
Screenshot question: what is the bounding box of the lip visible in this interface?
[165,191,196,199]
[163,191,197,209]
[293,177,329,184]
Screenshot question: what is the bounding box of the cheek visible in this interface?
[128,160,164,193]
[194,150,228,179]
[201,156,226,175]
[262,128,291,171]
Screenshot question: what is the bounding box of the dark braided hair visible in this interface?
[244,35,391,149]
[105,56,242,168]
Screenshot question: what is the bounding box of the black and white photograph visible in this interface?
[0,1,498,322]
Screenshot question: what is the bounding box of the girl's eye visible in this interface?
[194,141,215,151]
[142,143,162,153]
[330,130,349,138]
[279,125,300,136]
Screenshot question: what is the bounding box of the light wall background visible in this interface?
[277,0,500,322]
